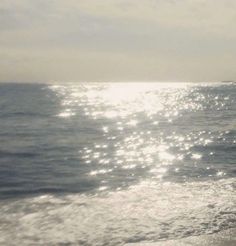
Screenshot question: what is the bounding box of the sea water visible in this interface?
[0,82,235,245]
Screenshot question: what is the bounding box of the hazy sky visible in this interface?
[0,0,236,82]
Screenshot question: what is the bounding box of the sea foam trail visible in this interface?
[0,178,235,246]
[125,228,236,246]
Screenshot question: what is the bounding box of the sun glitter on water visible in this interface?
[47,82,233,192]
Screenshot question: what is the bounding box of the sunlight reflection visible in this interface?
[191,153,202,160]
[48,82,229,187]
[52,83,194,120]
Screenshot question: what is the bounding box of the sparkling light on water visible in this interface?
[49,82,235,189]
[0,82,235,246]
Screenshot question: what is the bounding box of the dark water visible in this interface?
[0,82,235,245]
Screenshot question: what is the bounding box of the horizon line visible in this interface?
[0,80,235,84]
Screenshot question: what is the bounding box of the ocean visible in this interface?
[0,82,235,245]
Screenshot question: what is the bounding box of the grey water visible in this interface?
[0,82,235,245]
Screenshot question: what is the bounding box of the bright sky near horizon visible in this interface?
[0,0,236,82]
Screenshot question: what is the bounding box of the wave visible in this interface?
[0,150,39,158]
[0,178,235,245]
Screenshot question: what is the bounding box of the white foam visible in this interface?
[0,178,235,245]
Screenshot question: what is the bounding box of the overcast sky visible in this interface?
[0,0,236,82]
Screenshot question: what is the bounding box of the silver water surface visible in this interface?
[0,82,235,245]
